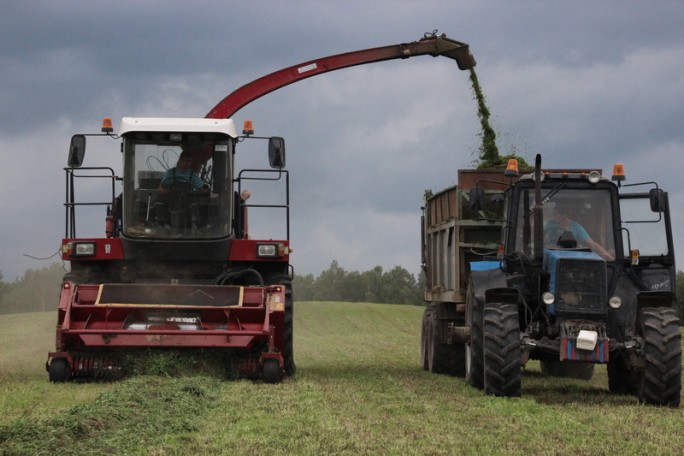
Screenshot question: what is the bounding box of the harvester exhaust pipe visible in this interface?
[533,154,544,262]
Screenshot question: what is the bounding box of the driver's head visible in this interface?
[553,201,571,220]
[177,151,193,169]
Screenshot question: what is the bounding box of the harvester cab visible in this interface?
[48,117,294,383]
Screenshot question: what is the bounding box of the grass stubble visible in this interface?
[0,302,683,455]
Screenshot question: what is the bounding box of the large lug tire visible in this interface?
[267,274,296,377]
[540,359,595,380]
[465,285,485,389]
[422,303,465,377]
[49,358,70,383]
[607,352,638,395]
[637,308,681,407]
[483,304,521,397]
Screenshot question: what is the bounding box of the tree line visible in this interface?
[0,263,65,314]
[293,260,425,305]
[2,263,684,321]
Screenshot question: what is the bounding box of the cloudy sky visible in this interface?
[2,1,684,281]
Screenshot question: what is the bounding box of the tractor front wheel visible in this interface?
[483,304,521,397]
[638,307,681,407]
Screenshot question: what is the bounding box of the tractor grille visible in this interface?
[554,258,606,314]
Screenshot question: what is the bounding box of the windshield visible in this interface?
[121,132,234,239]
[512,186,616,259]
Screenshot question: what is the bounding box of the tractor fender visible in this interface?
[484,287,521,307]
[636,290,676,313]
[469,266,508,305]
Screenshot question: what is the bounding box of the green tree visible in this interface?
[381,266,416,304]
[293,273,315,301]
[0,263,64,314]
[314,260,347,301]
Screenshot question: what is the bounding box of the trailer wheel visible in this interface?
[262,358,281,384]
[428,304,465,376]
[465,284,484,389]
[420,307,431,371]
[49,358,69,383]
[637,307,681,407]
[483,304,521,397]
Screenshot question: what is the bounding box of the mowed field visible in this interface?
[1,301,683,455]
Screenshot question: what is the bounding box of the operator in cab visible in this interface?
[545,202,614,260]
[158,150,209,195]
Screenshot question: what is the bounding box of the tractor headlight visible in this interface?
[542,292,555,306]
[588,170,601,184]
[608,296,622,309]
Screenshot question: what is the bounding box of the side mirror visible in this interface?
[649,188,665,213]
[68,135,86,168]
[268,137,286,169]
[469,187,485,211]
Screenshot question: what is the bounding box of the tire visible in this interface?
[483,304,521,397]
[420,307,431,371]
[540,359,595,380]
[262,358,281,384]
[267,274,296,377]
[465,284,484,389]
[637,308,681,407]
[423,303,466,377]
[49,358,69,383]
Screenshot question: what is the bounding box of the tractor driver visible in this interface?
[158,150,209,195]
[544,202,614,260]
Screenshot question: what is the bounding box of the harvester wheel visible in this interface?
[637,307,681,407]
[267,274,296,376]
[465,284,484,389]
[483,304,521,397]
[262,358,281,384]
[49,358,69,383]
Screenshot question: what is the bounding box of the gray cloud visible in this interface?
[2,1,684,280]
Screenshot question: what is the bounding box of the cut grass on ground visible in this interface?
[1,302,683,455]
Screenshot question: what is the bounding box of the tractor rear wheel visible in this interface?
[465,284,484,389]
[483,304,521,397]
[637,307,681,407]
[49,358,69,383]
